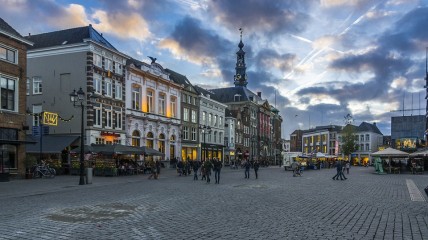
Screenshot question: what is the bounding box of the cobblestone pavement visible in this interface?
[0,166,427,240]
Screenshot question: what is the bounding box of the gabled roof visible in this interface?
[25,24,116,51]
[194,85,215,97]
[165,69,195,90]
[208,86,262,103]
[357,122,382,135]
[0,17,33,45]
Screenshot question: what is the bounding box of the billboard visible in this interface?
[395,138,417,150]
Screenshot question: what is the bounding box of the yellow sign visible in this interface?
[43,112,58,126]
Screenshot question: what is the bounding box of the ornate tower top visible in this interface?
[234,28,248,87]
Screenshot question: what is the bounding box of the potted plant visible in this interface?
[24,156,37,179]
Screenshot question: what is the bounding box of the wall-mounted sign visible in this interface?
[43,112,58,126]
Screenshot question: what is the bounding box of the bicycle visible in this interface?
[31,164,56,178]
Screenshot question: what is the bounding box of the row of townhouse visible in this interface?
[293,122,383,165]
[0,21,282,176]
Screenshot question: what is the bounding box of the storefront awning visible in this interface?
[25,135,80,153]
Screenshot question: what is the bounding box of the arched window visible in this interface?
[159,133,165,153]
[146,132,154,149]
[131,130,140,147]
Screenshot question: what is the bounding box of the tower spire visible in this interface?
[234,28,248,87]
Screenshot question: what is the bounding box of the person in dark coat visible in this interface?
[332,160,347,180]
[244,160,251,179]
[193,161,200,180]
[203,159,213,183]
[253,160,260,179]
[213,158,223,184]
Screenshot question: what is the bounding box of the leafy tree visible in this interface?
[341,124,358,158]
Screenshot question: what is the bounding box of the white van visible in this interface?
[282,152,302,171]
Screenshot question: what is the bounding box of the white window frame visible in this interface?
[191,110,196,123]
[105,106,112,129]
[147,90,154,113]
[115,110,122,129]
[158,93,166,115]
[1,75,17,111]
[32,105,42,126]
[94,54,102,67]
[183,126,189,140]
[170,97,176,118]
[32,76,42,94]
[183,108,189,121]
[106,59,113,71]
[132,86,140,110]
[0,45,17,64]
[114,81,122,100]
[191,127,196,141]
[26,78,30,95]
[105,78,112,97]
[94,105,102,127]
[94,74,102,94]
[115,62,122,75]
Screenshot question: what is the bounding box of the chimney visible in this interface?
[28,33,31,36]
[373,122,376,126]
[257,92,261,97]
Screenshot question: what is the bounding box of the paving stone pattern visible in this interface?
[0,167,427,240]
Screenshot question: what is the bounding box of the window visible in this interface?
[1,76,16,111]
[105,107,112,128]
[191,127,196,141]
[219,117,223,127]
[170,97,176,117]
[214,115,217,126]
[26,78,30,95]
[94,105,102,127]
[94,74,102,94]
[365,134,370,141]
[360,135,364,142]
[32,105,42,126]
[214,131,217,143]
[0,46,16,63]
[219,132,223,144]
[183,108,189,121]
[188,95,191,104]
[96,137,105,144]
[158,93,166,115]
[115,110,122,129]
[94,54,102,67]
[208,113,212,126]
[106,59,113,71]
[32,77,42,94]
[131,130,140,147]
[115,81,122,100]
[146,132,154,148]
[115,62,122,75]
[366,144,370,151]
[202,112,206,125]
[183,126,189,140]
[132,86,140,110]
[105,78,112,97]
[147,90,154,113]
[191,110,197,123]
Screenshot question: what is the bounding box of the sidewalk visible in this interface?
[0,167,178,200]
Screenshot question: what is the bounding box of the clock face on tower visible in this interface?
[235,74,241,80]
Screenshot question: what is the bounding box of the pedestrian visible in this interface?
[203,159,213,183]
[253,160,260,179]
[244,160,251,179]
[201,161,206,181]
[148,161,156,180]
[193,160,200,180]
[345,161,350,174]
[332,160,347,180]
[213,158,223,184]
[155,160,161,179]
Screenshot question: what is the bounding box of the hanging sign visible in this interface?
[43,112,58,126]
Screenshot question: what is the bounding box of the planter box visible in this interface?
[0,173,10,182]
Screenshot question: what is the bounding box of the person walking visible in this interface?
[203,159,213,183]
[213,158,223,184]
[193,160,200,180]
[253,160,260,179]
[155,160,161,179]
[244,160,251,179]
[148,161,156,180]
[345,161,350,174]
[332,160,347,180]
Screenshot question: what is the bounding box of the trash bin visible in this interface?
[86,168,93,184]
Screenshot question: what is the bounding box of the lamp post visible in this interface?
[70,87,96,185]
[199,125,211,161]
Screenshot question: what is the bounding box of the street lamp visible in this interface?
[70,87,96,185]
[199,125,211,161]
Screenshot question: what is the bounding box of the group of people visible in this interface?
[332,160,350,180]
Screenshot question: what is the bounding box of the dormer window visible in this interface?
[234,94,241,102]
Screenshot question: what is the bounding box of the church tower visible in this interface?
[234,28,248,87]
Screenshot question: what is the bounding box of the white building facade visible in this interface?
[125,59,182,160]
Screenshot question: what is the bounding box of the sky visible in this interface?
[2,0,428,139]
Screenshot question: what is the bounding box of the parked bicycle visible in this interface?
[31,163,56,178]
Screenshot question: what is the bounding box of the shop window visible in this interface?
[0,144,17,169]
[132,130,140,147]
